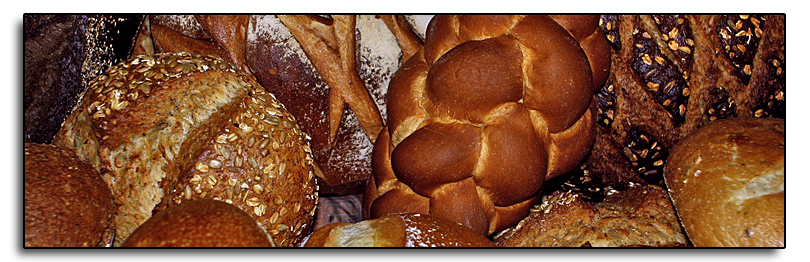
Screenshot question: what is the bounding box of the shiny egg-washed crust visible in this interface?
[364,15,611,235]
[54,52,318,247]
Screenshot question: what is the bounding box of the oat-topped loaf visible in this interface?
[54,52,318,247]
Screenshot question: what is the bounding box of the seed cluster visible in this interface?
[704,86,737,124]
[752,57,785,118]
[623,128,668,186]
[85,52,239,122]
[631,28,690,124]
[652,15,694,75]
[555,165,613,203]
[717,15,765,85]
[595,80,616,129]
[599,15,621,50]
[162,87,318,247]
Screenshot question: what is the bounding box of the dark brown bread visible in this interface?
[664,117,784,247]
[556,15,786,202]
[304,213,494,247]
[364,15,610,235]
[122,199,273,247]
[24,143,116,247]
[54,52,318,247]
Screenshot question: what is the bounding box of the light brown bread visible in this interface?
[54,52,318,246]
[664,117,784,247]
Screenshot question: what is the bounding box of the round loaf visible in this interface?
[303,213,494,247]
[54,52,318,246]
[364,15,610,235]
[24,143,116,247]
[664,117,784,247]
[122,199,273,247]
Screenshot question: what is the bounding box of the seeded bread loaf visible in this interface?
[122,199,273,247]
[53,52,318,247]
[364,15,610,235]
[493,185,688,247]
[554,15,786,201]
[24,143,116,247]
[135,15,405,192]
[664,117,785,247]
[303,213,494,247]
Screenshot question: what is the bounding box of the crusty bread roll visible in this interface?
[122,199,273,247]
[364,15,611,235]
[303,213,494,247]
[664,117,784,247]
[54,52,318,246]
[24,143,116,247]
[494,185,688,247]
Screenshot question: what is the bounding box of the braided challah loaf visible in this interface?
[363,15,611,235]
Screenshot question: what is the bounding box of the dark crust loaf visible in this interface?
[122,199,273,247]
[664,117,784,247]
[493,185,688,247]
[23,15,142,144]
[24,143,116,247]
[53,52,318,247]
[551,15,786,201]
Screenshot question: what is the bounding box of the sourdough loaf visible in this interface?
[54,52,318,246]
[364,15,610,235]
[664,117,784,247]
[24,143,116,247]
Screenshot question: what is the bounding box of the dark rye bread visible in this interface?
[550,15,786,201]
[24,15,142,144]
[54,52,318,247]
[24,143,116,247]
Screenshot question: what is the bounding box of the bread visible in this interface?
[664,117,784,247]
[364,15,611,235]
[553,15,786,200]
[135,15,404,191]
[122,199,273,247]
[303,213,494,247]
[493,185,688,247]
[24,143,116,247]
[24,15,142,144]
[53,52,318,246]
